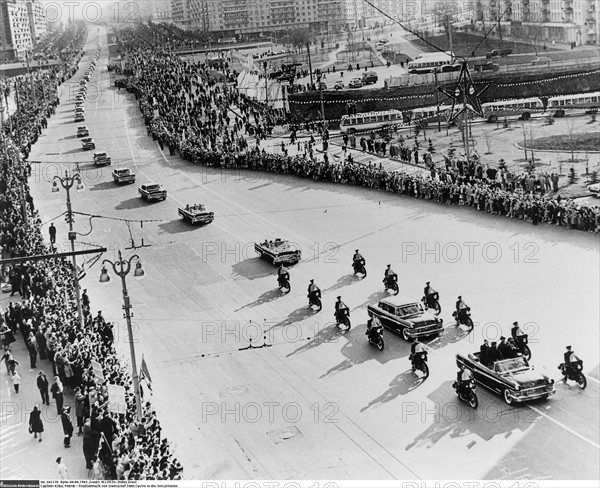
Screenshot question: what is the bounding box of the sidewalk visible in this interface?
[0,304,90,480]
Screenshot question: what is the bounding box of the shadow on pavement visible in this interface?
[322,273,360,293]
[231,258,273,280]
[157,219,204,234]
[88,180,116,192]
[234,288,282,312]
[114,197,151,211]
[361,371,428,412]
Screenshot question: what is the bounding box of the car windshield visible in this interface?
[398,304,421,316]
[494,357,528,373]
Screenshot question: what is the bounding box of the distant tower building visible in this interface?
[1,0,35,60]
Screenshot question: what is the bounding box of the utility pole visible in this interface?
[306,42,314,88]
[263,61,269,109]
[434,68,441,132]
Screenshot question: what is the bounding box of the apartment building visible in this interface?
[474,0,599,45]
[172,0,345,36]
[1,0,46,60]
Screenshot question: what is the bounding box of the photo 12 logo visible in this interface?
[401,241,540,264]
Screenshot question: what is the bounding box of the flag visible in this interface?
[140,356,153,393]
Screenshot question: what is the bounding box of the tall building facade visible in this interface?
[172,0,345,36]
[474,0,599,45]
[1,0,47,60]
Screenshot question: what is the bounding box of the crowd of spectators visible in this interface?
[115,28,599,234]
[1,25,182,480]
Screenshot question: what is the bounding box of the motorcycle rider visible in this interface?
[307,279,321,303]
[562,345,581,382]
[335,296,350,325]
[410,337,427,370]
[455,295,470,322]
[423,282,438,308]
[277,264,290,288]
[456,363,474,396]
[511,321,525,340]
[366,314,383,342]
[352,249,365,272]
[383,264,397,287]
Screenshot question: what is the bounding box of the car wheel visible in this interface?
[503,388,513,405]
[402,328,411,341]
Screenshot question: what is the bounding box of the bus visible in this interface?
[340,109,404,134]
[481,97,544,123]
[410,105,453,125]
[407,52,452,74]
[547,92,600,117]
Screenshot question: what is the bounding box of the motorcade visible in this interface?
[77,126,89,137]
[452,308,474,330]
[456,352,555,405]
[93,151,111,166]
[367,296,444,341]
[334,80,345,90]
[362,71,378,84]
[348,78,363,88]
[254,238,301,266]
[81,137,95,150]
[453,377,478,408]
[112,168,136,184]
[178,204,214,225]
[74,113,85,122]
[138,183,167,202]
[558,360,587,389]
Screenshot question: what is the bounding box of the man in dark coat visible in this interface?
[61,407,74,447]
[486,342,501,366]
[29,405,44,441]
[37,371,50,405]
[479,339,489,364]
[82,419,100,469]
[498,336,512,360]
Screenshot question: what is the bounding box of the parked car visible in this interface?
[456,352,555,405]
[485,49,512,58]
[93,151,111,166]
[588,182,600,197]
[440,63,462,73]
[367,296,444,341]
[474,62,499,72]
[334,80,345,90]
[362,71,378,84]
[349,78,363,88]
[77,126,89,137]
[532,56,552,65]
[81,137,96,150]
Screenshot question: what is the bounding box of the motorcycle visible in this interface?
[335,309,351,330]
[422,293,441,315]
[410,351,429,377]
[452,308,474,330]
[514,334,531,361]
[308,291,322,312]
[383,274,399,295]
[277,274,291,293]
[366,323,384,351]
[352,259,367,278]
[559,360,587,389]
[453,379,478,409]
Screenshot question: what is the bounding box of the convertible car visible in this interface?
[367,297,443,341]
[456,352,555,405]
[255,238,301,266]
[179,204,214,225]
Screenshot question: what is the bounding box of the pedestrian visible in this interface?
[61,407,74,448]
[50,376,64,415]
[29,405,44,441]
[37,371,50,405]
[82,419,100,469]
[56,457,69,479]
[49,223,56,244]
[74,386,85,434]
[12,370,21,393]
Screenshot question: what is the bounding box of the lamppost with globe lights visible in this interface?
[52,170,85,329]
[99,252,145,421]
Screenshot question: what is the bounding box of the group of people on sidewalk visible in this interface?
[1,27,183,481]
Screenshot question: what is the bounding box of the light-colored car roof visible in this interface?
[377,296,419,308]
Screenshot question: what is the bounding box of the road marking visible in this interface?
[528,405,600,450]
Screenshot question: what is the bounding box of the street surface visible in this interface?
[20,27,600,480]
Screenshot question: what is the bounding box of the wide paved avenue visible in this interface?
[27,27,599,480]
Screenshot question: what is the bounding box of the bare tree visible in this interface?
[565,119,577,161]
[483,131,493,154]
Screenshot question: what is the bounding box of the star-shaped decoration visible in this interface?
[438,62,492,123]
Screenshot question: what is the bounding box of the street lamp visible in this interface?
[52,170,85,329]
[99,250,145,421]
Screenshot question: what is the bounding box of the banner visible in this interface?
[107,383,127,415]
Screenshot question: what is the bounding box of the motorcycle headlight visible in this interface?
[549,378,555,384]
